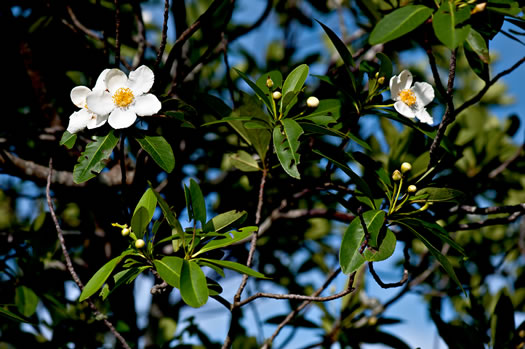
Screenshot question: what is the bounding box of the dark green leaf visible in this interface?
[203,210,248,234]
[150,187,185,252]
[198,258,268,279]
[229,150,262,172]
[59,130,77,149]
[491,289,515,349]
[433,1,471,49]
[234,68,272,112]
[369,5,433,45]
[398,221,464,293]
[15,286,39,318]
[192,226,257,257]
[189,178,207,226]
[273,119,303,179]
[339,210,386,274]
[131,207,149,238]
[135,135,175,173]
[180,260,209,308]
[73,130,119,183]
[154,256,184,289]
[79,251,132,301]
[0,307,31,323]
[413,187,465,203]
[363,228,396,262]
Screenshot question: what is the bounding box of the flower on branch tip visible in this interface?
[390,70,434,125]
[87,65,162,129]
[67,69,110,133]
[408,185,417,193]
[272,91,282,100]
[392,170,402,181]
[135,239,145,249]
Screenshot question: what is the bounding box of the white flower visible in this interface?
[66,69,110,133]
[390,70,435,125]
[87,65,162,129]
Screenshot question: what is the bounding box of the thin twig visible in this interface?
[131,0,146,68]
[154,0,170,71]
[488,143,524,178]
[368,262,408,289]
[46,158,131,349]
[451,203,525,215]
[114,0,121,67]
[238,284,354,307]
[260,269,354,349]
[428,49,457,169]
[454,55,525,116]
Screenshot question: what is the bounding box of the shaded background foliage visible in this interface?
[1,0,525,348]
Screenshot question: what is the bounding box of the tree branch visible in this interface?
[46,158,131,349]
[368,261,408,289]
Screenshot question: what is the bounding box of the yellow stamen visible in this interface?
[112,87,134,108]
[399,89,416,106]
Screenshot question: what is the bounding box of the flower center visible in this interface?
[399,89,416,106]
[112,88,134,108]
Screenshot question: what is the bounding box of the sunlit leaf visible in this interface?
[73,130,119,183]
[273,119,303,179]
[180,260,209,308]
[135,134,175,173]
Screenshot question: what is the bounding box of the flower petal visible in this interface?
[394,101,416,119]
[415,108,433,125]
[67,109,91,133]
[87,90,114,116]
[106,69,128,94]
[92,69,111,92]
[127,65,155,96]
[390,70,413,100]
[412,82,434,107]
[108,108,137,129]
[86,113,108,129]
[70,86,91,108]
[134,94,162,116]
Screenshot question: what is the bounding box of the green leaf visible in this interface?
[398,221,464,293]
[132,188,158,237]
[280,64,309,116]
[369,5,433,45]
[273,119,303,179]
[15,286,39,318]
[135,134,175,173]
[413,187,465,203]
[192,226,257,257]
[433,1,471,49]
[234,68,272,112]
[154,256,184,289]
[300,99,341,120]
[198,258,269,279]
[79,251,132,302]
[339,210,387,274]
[150,188,185,252]
[313,149,375,207]
[229,150,262,172]
[131,206,149,238]
[316,19,356,92]
[491,289,515,349]
[228,93,272,161]
[102,266,151,300]
[396,218,465,255]
[203,210,248,234]
[464,28,490,81]
[0,307,31,323]
[180,260,209,308]
[73,130,119,183]
[282,64,309,103]
[187,178,206,226]
[59,130,77,149]
[363,228,396,262]
[201,116,253,126]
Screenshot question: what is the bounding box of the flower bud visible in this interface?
[392,170,402,181]
[407,185,417,193]
[306,96,319,108]
[266,77,274,88]
[121,227,130,236]
[400,162,412,173]
[471,2,486,14]
[272,91,282,100]
[135,239,145,249]
[378,76,385,85]
[374,72,379,79]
